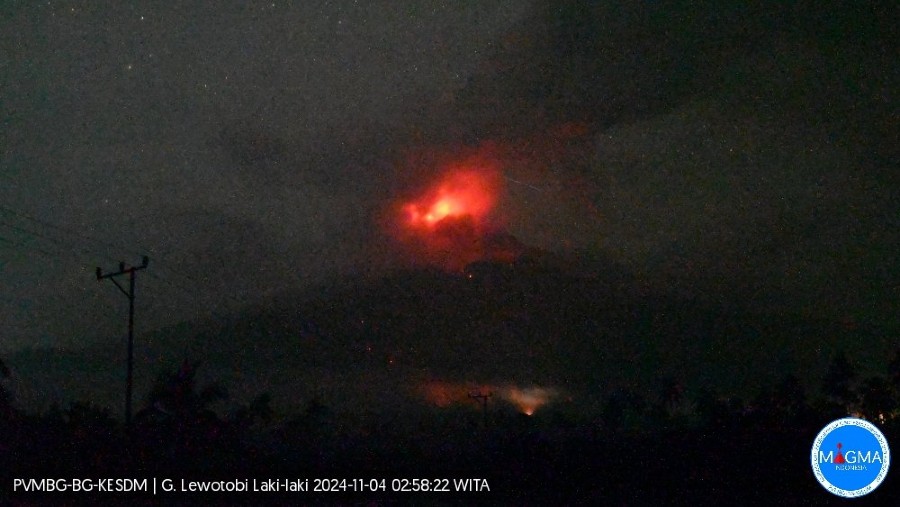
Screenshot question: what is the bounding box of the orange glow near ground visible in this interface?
[422,381,473,408]
[421,381,558,416]
[506,387,554,416]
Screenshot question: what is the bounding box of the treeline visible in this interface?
[1,350,898,503]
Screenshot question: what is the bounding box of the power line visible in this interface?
[0,234,57,259]
[0,218,112,264]
[0,205,250,307]
[0,219,238,308]
[0,226,232,332]
[0,204,141,259]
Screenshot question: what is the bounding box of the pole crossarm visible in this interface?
[96,255,149,281]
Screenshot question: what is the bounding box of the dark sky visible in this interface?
[2,1,897,353]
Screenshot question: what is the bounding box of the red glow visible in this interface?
[389,150,506,270]
[422,381,478,408]
[420,381,559,416]
[403,169,499,230]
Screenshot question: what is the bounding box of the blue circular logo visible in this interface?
[811,418,891,497]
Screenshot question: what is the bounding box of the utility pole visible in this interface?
[469,388,492,428]
[96,256,149,427]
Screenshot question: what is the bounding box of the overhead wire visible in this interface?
[0,217,112,265]
[0,204,139,259]
[0,206,248,308]
[0,233,57,259]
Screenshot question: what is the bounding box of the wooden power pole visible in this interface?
[469,388,492,428]
[96,256,148,427]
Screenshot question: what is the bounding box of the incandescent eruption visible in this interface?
[388,148,516,270]
[402,169,499,229]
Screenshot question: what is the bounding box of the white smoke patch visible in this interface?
[500,385,558,416]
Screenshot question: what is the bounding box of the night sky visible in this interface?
[2,1,897,404]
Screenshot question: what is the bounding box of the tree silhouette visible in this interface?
[822,350,857,411]
[143,360,227,418]
[602,389,646,433]
[135,360,228,469]
[754,374,810,428]
[63,401,121,472]
[888,347,900,392]
[694,389,741,431]
[230,393,273,430]
[0,356,20,471]
[647,376,693,428]
[0,357,13,421]
[857,376,894,423]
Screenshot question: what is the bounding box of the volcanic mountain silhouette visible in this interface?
[6,239,885,417]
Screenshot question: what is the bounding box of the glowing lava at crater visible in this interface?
[389,153,508,270]
[403,169,500,229]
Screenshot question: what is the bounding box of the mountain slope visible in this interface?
[6,249,892,417]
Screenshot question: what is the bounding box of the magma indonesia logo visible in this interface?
[811,418,891,498]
